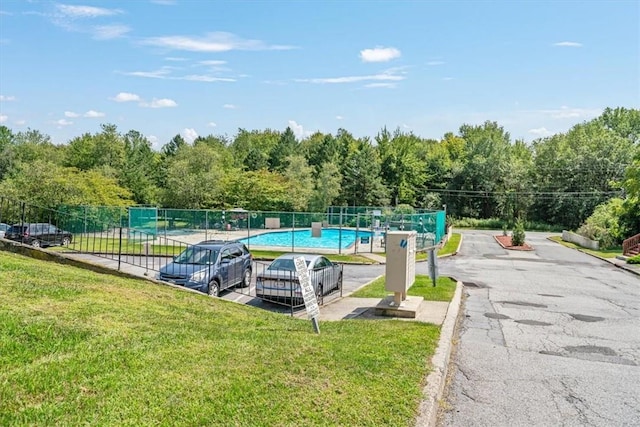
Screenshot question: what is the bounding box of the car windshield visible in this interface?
[174,247,218,265]
[268,258,311,271]
[7,225,26,233]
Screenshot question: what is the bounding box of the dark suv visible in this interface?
[5,223,73,248]
[158,240,253,296]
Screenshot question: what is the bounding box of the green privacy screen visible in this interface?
[128,207,158,236]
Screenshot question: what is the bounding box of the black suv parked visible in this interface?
[5,223,73,248]
[158,240,253,296]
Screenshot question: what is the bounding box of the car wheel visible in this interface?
[316,284,324,305]
[208,281,220,297]
[61,237,71,246]
[31,239,41,248]
[239,268,251,288]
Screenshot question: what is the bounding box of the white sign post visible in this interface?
[294,256,320,334]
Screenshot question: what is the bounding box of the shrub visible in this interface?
[511,219,526,246]
[576,198,625,249]
[628,255,640,264]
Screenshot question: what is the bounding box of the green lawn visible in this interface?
[51,238,376,264]
[0,251,440,426]
[351,275,457,301]
[374,233,461,262]
[439,233,461,257]
[549,236,622,259]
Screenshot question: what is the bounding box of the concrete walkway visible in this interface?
[307,296,451,324]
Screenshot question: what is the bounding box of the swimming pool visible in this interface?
[239,228,372,249]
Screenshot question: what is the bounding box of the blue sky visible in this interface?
[0,0,638,149]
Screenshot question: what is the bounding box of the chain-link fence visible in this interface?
[127,207,446,254]
[1,198,446,256]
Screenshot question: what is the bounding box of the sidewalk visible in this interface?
[309,296,451,324]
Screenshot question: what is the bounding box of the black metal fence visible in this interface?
[0,197,343,315]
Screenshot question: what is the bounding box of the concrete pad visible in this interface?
[374,295,424,318]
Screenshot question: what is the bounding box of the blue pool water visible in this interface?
[239,228,373,249]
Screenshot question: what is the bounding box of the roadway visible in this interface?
[436,230,640,426]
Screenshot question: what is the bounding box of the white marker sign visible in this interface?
[294,256,320,320]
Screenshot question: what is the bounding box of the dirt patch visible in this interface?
[494,235,534,251]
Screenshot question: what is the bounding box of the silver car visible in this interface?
[0,223,9,238]
[256,253,343,305]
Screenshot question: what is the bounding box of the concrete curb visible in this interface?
[415,279,464,427]
[438,233,463,259]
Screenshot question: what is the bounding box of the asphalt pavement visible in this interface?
[436,230,640,427]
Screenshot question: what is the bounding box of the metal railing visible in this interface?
[623,233,640,256]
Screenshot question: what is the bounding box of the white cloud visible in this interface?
[140,32,295,52]
[164,57,187,61]
[534,106,600,119]
[288,120,305,139]
[553,41,582,47]
[297,71,406,84]
[223,104,237,109]
[336,115,344,120]
[442,77,454,81]
[0,115,7,123]
[360,46,401,63]
[199,60,227,66]
[0,95,16,101]
[110,92,141,102]
[147,135,161,150]
[84,110,105,118]
[528,127,551,137]
[123,68,173,79]
[182,75,236,82]
[56,119,73,126]
[151,0,177,5]
[141,98,178,108]
[364,82,397,88]
[56,4,122,18]
[14,120,26,126]
[121,66,236,83]
[0,11,12,16]
[93,24,130,40]
[402,123,411,129]
[64,111,79,118]
[427,61,445,66]
[181,128,198,143]
[208,122,217,127]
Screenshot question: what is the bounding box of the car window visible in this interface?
[48,225,58,233]
[315,257,329,269]
[221,248,232,260]
[174,247,217,265]
[231,246,243,258]
[8,225,25,233]
[269,258,310,271]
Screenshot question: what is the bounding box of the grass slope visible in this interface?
[549,236,622,259]
[0,251,439,426]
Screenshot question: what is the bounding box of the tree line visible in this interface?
[0,107,638,245]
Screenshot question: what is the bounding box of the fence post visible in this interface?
[338,210,343,255]
[118,226,123,271]
[292,212,295,253]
